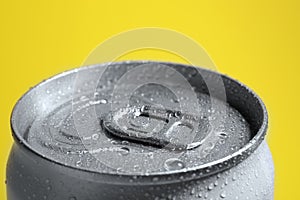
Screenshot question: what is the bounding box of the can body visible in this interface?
[7,61,274,200]
[6,141,274,200]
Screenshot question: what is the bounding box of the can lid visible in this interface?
[11,61,268,184]
[89,88,252,176]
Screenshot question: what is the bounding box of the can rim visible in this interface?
[10,61,268,184]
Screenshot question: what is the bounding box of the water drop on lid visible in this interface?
[92,134,99,140]
[147,152,154,159]
[218,132,228,139]
[140,105,150,112]
[220,191,226,198]
[208,183,214,190]
[99,99,108,104]
[121,140,129,145]
[75,160,82,166]
[164,158,185,171]
[116,168,122,173]
[118,147,130,156]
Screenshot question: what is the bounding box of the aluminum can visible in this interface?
[7,61,274,200]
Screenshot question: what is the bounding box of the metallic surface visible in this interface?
[7,61,274,199]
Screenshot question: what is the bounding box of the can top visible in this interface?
[11,61,268,184]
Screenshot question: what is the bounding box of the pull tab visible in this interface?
[102,105,206,151]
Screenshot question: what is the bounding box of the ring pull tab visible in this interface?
[102,105,207,151]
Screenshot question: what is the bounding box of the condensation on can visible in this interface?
[7,61,274,200]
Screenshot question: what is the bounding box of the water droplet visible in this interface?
[75,160,82,167]
[92,134,99,140]
[220,191,226,198]
[218,132,228,139]
[208,183,214,190]
[164,158,185,171]
[121,140,129,145]
[140,105,150,112]
[198,193,203,198]
[99,99,108,104]
[90,99,108,105]
[147,152,154,159]
[118,147,130,156]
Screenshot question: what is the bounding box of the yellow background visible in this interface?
[0,1,299,199]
